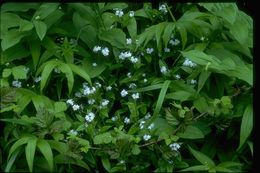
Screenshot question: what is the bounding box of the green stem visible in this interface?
[166,4,176,23]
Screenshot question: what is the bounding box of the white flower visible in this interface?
[124,117,130,124]
[106,86,112,91]
[85,112,95,122]
[12,80,22,88]
[160,66,168,74]
[95,82,102,88]
[168,160,173,164]
[101,99,109,107]
[190,79,197,85]
[164,47,170,53]
[88,99,95,105]
[115,9,124,17]
[143,134,151,141]
[148,123,154,130]
[58,6,62,10]
[119,51,132,60]
[183,58,197,68]
[111,116,117,121]
[24,67,30,73]
[121,89,128,97]
[129,83,136,89]
[126,38,132,45]
[142,73,146,77]
[169,39,180,46]
[92,62,97,67]
[145,113,151,119]
[69,129,78,136]
[127,72,132,78]
[130,56,139,63]
[146,48,154,54]
[34,76,41,83]
[131,93,140,100]
[175,74,181,80]
[159,4,168,14]
[119,160,125,164]
[66,99,74,105]
[143,78,148,83]
[129,11,135,17]
[101,47,109,56]
[139,120,146,129]
[83,86,96,95]
[93,46,101,53]
[72,104,80,111]
[169,143,181,151]
[200,36,205,41]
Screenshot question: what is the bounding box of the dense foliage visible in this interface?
[0,2,253,172]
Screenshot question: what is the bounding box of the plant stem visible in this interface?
[166,4,176,23]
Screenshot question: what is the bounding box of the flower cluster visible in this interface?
[93,46,109,56]
[169,143,181,151]
[12,80,22,88]
[159,4,168,14]
[143,134,151,141]
[146,48,154,54]
[82,83,96,96]
[131,93,140,100]
[119,51,132,60]
[183,58,197,68]
[129,11,135,17]
[85,112,95,122]
[66,99,80,111]
[160,66,168,74]
[114,8,124,17]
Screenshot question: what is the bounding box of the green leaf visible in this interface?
[188,146,215,168]
[12,65,27,79]
[99,28,126,49]
[58,63,74,94]
[179,165,208,172]
[1,44,30,63]
[198,70,211,92]
[19,19,34,31]
[2,68,12,78]
[177,25,187,50]
[230,15,249,46]
[127,17,137,38]
[213,166,236,172]
[130,83,163,93]
[178,125,204,139]
[163,22,175,48]
[5,148,21,172]
[34,3,59,19]
[165,108,179,126]
[194,97,209,113]
[131,144,141,155]
[101,157,111,172]
[247,141,253,156]
[101,3,128,12]
[1,3,39,12]
[1,30,28,51]
[29,40,41,70]
[68,63,92,85]
[40,60,59,92]
[54,154,90,170]
[8,136,30,160]
[33,21,47,40]
[25,137,37,172]
[54,102,67,113]
[150,80,171,122]
[217,161,242,168]
[93,132,113,145]
[238,104,253,150]
[37,139,53,172]
[47,140,68,154]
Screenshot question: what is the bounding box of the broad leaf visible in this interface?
[238,104,253,150]
[33,21,47,41]
[25,137,37,172]
[37,139,53,172]
[188,146,215,168]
